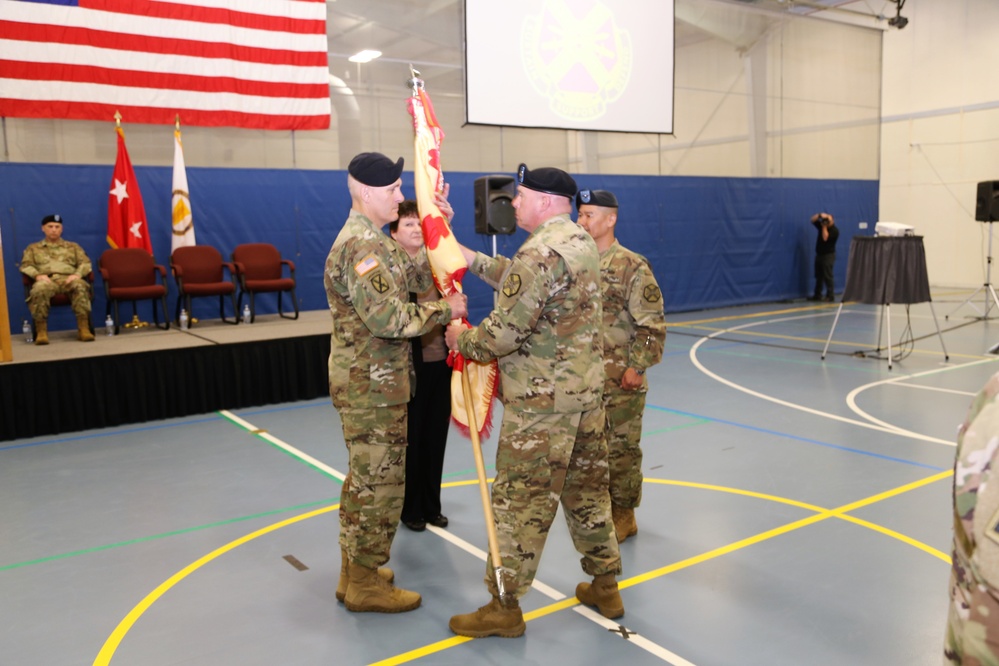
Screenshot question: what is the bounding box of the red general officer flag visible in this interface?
[107,125,152,252]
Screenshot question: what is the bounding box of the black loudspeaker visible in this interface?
[474,175,517,235]
[976,180,999,222]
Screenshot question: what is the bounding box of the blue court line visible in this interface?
[646,404,948,471]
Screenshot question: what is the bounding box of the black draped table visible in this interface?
[822,235,947,369]
[841,236,931,305]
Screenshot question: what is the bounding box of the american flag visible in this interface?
[0,0,331,130]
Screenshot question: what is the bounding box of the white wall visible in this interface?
[879,0,999,289]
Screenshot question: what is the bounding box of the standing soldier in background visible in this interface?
[325,152,467,613]
[576,189,666,543]
[20,214,94,345]
[446,164,623,638]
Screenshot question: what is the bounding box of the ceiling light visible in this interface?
[348,50,382,64]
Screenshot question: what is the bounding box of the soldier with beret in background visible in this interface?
[576,188,666,543]
[19,214,93,345]
[445,164,623,638]
[325,152,467,613]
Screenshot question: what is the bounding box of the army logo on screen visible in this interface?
[520,0,632,122]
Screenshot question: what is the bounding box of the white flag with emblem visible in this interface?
[171,126,195,253]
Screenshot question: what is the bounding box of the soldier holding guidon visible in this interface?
[446,164,623,638]
[325,152,467,614]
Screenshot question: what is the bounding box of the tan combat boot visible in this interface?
[612,504,638,543]
[34,320,49,345]
[336,548,394,603]
[343,561,420,613]
[77,316,95,342]
[449,597,526,638]
[575,572,625,619]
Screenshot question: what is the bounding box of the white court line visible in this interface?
[844,360,998,445]
[221,409,695,665]
[688,315,996,446]
[882,382,976,397]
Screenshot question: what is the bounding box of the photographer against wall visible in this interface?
[809,212,839,302]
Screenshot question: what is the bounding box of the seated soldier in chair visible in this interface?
[20,214,94,345]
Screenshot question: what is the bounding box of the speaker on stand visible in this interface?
[947,180,999,320]
[473,175,517,309]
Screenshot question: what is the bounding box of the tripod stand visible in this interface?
[946,220,999,320]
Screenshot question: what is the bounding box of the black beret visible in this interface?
[41,214,62,225]
[575,189,618,209]
[516,163,576,199]
[348,152,404,187]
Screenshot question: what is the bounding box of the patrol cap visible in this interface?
[41,214,63,225]
[575,189,618,209]
[348,152,404,187]
[516,163,576,199]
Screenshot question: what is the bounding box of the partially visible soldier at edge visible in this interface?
[945,370,999,664]
[445,163,623,638]
[20,213,94,345]
[576,188,666,543]
[324,151,467,614]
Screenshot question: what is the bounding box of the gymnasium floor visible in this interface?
[3,290,997,665]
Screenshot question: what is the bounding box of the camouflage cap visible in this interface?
[41,214,63,225]
[348,152,404,187]
[576,189,618,209]
[517,163,576,199]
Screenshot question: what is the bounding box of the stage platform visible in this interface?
[0,310,333,442]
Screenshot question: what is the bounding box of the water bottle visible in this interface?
[242,304,252,324]
[105,315,115,337]
[22,319,33,343]
[179,308,189,331]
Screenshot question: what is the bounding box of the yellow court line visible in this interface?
[92,504,338,666]
[94,472,952,665]
[671,303,840,328]
[373,472,952,665]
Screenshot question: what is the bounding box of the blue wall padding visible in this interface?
[0,163,877,333]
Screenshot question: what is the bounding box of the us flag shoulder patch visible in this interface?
[355,254,380,276]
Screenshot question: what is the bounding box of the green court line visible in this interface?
[0,497,338,572]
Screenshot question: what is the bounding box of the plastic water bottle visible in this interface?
[242,304,252,324]
[105,315,114,336]
[22,319,33,343]
[179,308,189,331]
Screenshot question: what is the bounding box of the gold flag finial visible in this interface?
[175,114,180,130]
[114,110,122,127]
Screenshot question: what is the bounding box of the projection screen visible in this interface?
[464,0,675,134]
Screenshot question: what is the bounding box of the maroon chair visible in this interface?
[99,248,169,334]
[171,245,238,326]
[230,243,299,323]
[21,271,95,335]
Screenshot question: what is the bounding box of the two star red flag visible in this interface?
[107,125,152,252]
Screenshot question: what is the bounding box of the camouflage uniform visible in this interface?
[598,240,666,509]
[325,209,454,569]
[20,238,92,319]
[946,371,999,665]
[456,213,621,599]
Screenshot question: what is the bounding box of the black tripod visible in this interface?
[946,219,999,320]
